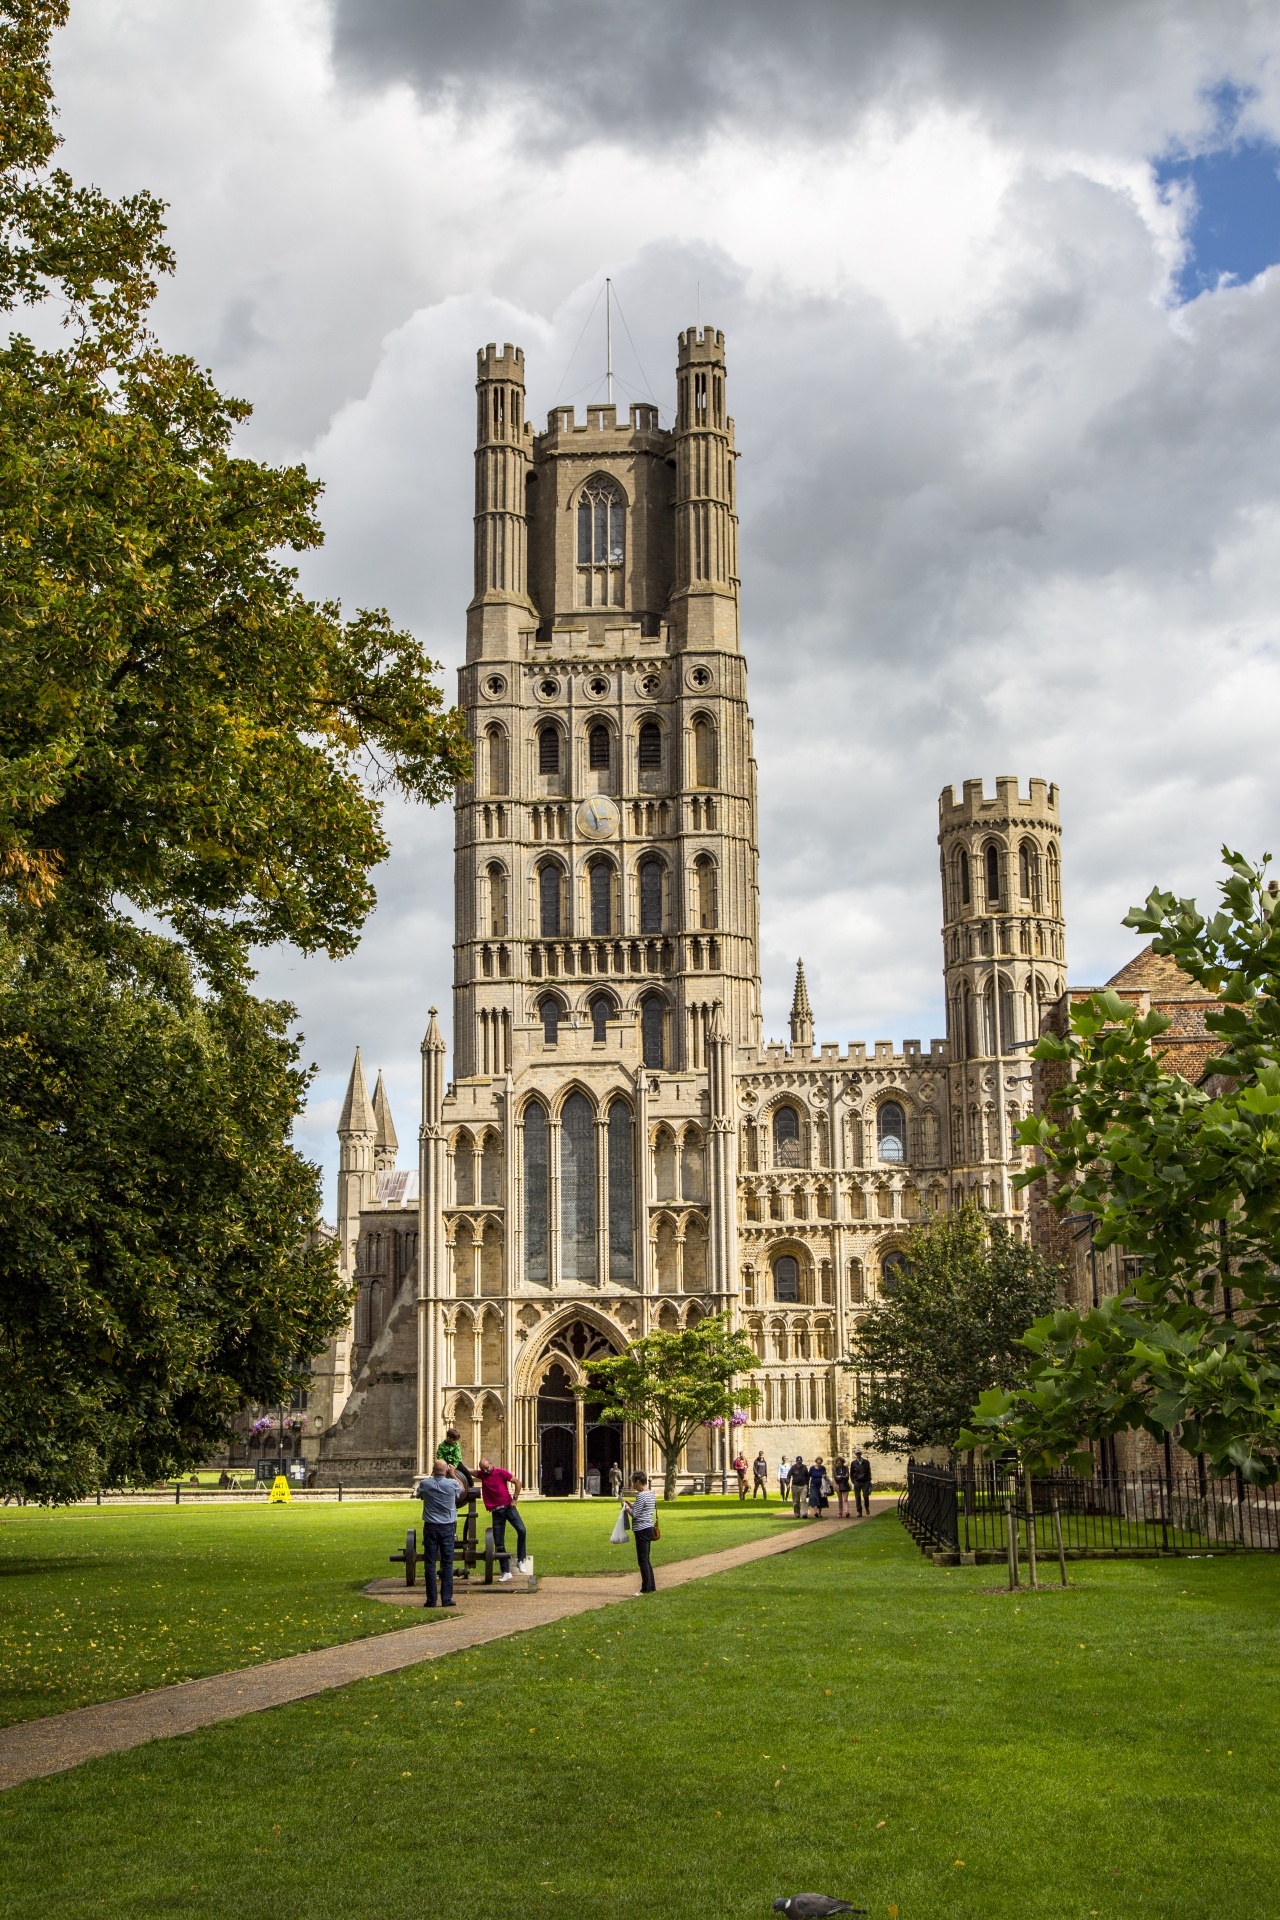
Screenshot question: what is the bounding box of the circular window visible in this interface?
[538,678,560,699]
[483,674,507,698]
[690,666,712,688]
[639,673,662,696]
[587,676,610,697]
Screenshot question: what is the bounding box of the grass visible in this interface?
[1,1516,1277,1920]
[0,1493,793,1725]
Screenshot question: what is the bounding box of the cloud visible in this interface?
[43,1,1280,1211]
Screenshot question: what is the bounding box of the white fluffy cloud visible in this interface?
[44,1,1280,1208]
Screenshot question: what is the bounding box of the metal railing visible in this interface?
[900,1459,1280,1557]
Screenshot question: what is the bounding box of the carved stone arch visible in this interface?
[572,467,631,511]
[874,1236,911,1299]
[516,1303,628,1398]
[551,1079,600,1122]
[652,1124,678,1203]
[766,1236,815,1305]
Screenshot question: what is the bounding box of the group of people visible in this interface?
[411,1426,533,1609]
[729,1448,873,1513]
[729,1449,874,1517]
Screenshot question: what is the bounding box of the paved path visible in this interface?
[0,1503,892,1793]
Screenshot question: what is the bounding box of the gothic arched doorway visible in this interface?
[529,1316,628,1496]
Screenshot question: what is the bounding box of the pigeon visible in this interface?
[773,1899,867,1917]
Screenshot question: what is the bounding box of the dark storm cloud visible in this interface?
[327,0,1262,151]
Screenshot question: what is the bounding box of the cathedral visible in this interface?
[312,324,1068,1489]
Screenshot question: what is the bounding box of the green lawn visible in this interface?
[1,1516,1277,1920]
[0,1494,794,1725]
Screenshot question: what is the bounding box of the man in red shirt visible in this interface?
[476,1456,530,1581]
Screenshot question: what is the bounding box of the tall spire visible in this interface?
[338,1047,375,1136]
[789,959,814,1053]
[372,1069,398,1170]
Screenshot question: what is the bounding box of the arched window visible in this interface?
[589,993,612,1043]
[588,723,611,770]
[985,843,1001,907]
[694,854,717,930]
[692,715,717,788]
[1019,840,1040,906]
[485,724,508,795]
[880,1249,909,1295]
[607,1099,634,1280]
[538,724,560,775]
[958,848,971,907]
[639,858,663,933]
[773,1255,800,1303]
[577,475,625,607]
[539,863,562,938]
[523,1102,549,1286]
[772,1105,802,1168]
[589,858,613,935]
[560,1091,597,1283]
[877,1102,906,1162]
[1046,843,1061,916]
[641,995,665,1069]
[638,721,662,772]
[453,1134,474,1206]
[486,863,507,938]
[539,997,560,1046]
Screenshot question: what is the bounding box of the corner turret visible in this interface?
[789,958,814,1055]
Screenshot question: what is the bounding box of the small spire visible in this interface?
[422,1007,445,1053]
[789,959,814,1051]
[338,1047,375,1135]
[372,1069,398,1167]
[709,998,727,1042]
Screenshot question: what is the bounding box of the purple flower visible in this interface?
[729,1410,749,1427]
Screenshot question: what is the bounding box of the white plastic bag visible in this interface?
[609,1508,630,1545]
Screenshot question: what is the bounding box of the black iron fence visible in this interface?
[900,1459,1280,1557]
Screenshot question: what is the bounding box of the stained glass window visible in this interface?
[523,1102,549,1285]
[560,1092,598,1284]
[608,1099,634,1281]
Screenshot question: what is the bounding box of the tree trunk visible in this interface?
[663,1450,680,1500]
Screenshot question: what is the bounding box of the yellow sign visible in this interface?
[269,1475,292,1504]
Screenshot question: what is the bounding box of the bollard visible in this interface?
[338,1482,343,1503]
[175,1483,181,1506]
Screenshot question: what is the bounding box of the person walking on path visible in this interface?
[752,1451,770,1499]
[778,1455,791,1502]
[412,1460,463,1608]
[477,1456,530,1580]
[609,1461,624,1499]
[623,1472,659,1593]
[435,1427,473,1489]
[808,1456,830,1517]
[732,1452,749,1500]
[832,1455,851,1518]
[788,1456,809,1517]
[852,1449,873,1515]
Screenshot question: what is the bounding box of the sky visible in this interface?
[42,0,1280,1215]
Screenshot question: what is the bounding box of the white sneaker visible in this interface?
[516,1558,533,1575]
[498,1570,513,1583]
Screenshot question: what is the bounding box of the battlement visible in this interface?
[677,326,726,366]
[938,774,1059,829]
[749,1037,948,1069]
[477,342,524,382]
[539,401,664,441]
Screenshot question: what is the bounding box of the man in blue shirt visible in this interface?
[413,1460,463,1608]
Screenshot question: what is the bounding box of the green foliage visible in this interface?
[962,848,1280,1482]
[578,1313,760,1499]
[850,1206,1059,1454]
[0,2,468,1499]
[0,0,470,962]
[0,921,350,1502]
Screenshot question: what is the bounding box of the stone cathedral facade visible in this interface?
[314,326,1068,1489]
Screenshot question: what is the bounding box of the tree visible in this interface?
[578,1315,761,1500]
[0,1,469,1498]
[962,849,1280,1484]
[849,1207,1059,1455]
[0,922,346,1502]
[0,1,470,964]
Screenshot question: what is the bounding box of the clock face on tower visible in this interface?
[575,797,620,842]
